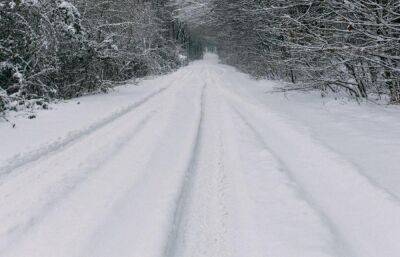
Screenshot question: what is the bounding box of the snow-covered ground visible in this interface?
[1,54,400,257]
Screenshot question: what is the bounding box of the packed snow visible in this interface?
[1,54,400,257]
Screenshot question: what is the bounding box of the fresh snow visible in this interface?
[1,54,400,257]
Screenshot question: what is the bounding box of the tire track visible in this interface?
[0,70,192,182]
[0,70,196,253]
[163,82,206,257]
[226,103,353,257]
[217,75,400,204]
[162,69,233,257]
[0,108,160,254]
[221,84,400,256]
[66,69,206,257]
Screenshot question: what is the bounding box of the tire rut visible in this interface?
[163,83,207,257]
[0,70,192,182]
[218,74,400,205]
[0,109,160,254]
[227,103,353,257]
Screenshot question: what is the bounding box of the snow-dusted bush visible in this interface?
[0,0,97,111]
[1,0,191,113]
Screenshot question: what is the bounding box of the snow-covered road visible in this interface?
[1,54,400,257]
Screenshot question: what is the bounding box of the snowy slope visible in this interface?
[0,54,400,257]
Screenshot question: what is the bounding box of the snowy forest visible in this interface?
[0,0,203,112]
[177,0,400,103]
[1,0,400,113]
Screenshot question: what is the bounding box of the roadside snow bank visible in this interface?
[0,70,186,166]
[217,62,400,199]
